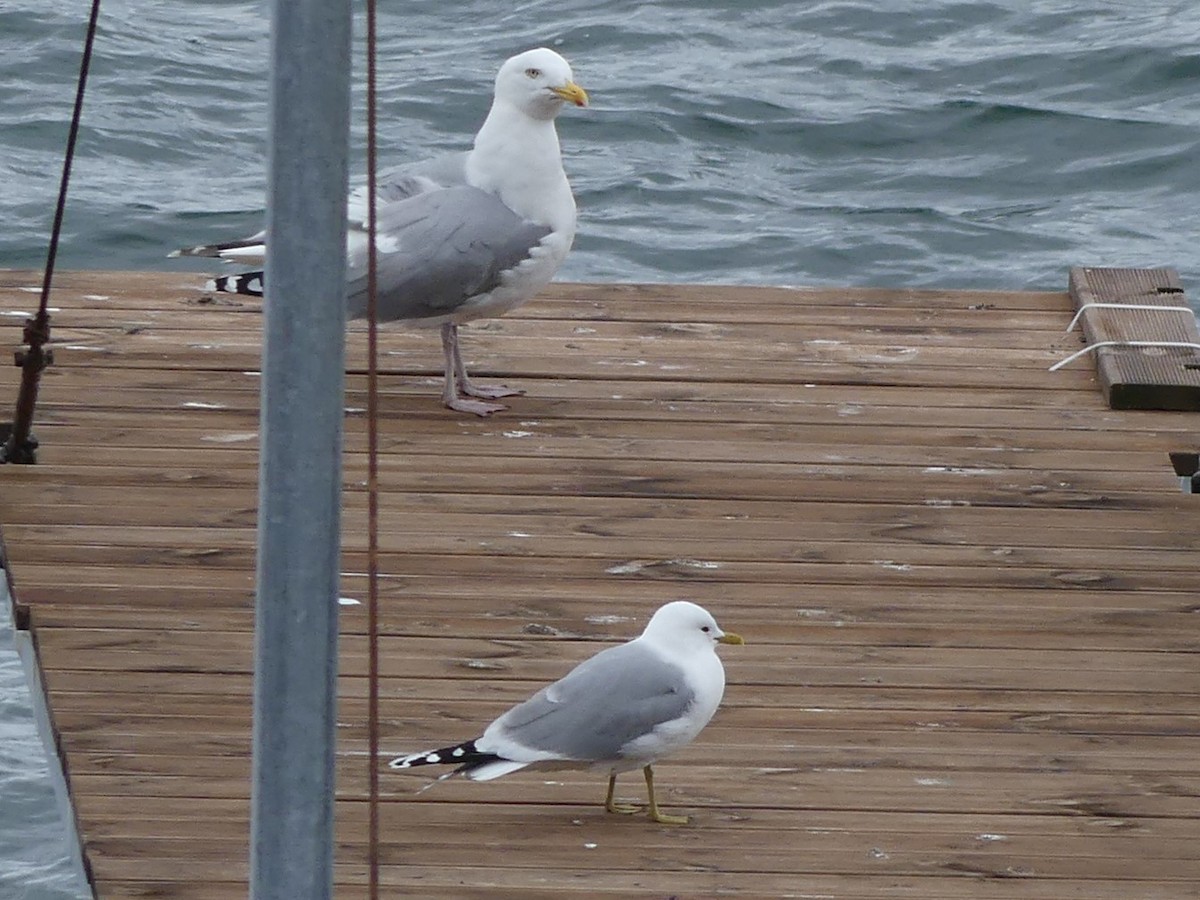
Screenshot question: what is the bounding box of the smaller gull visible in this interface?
[171,47,588,416]
[390,600,743,824]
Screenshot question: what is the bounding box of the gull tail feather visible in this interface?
[388,739,528,781]
[169,233,267,260]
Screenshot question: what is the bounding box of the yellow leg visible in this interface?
[604,773,641,815]
[643,764,689,825]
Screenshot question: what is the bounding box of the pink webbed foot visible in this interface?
[460,381,525,401]
[444,395,508,416]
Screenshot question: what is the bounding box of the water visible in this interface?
[1,1,1198,291]
[0,583,90,899]
[2,1,1199,892]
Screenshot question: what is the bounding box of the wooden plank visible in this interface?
[20,413,1199,455]
[19,577,1200,618]
[4,456,1186,506]
[63,765,1200,818]
[29,629,1200,694]
[81,832,1200,880]
[7,522,1200,575]
[47,675,1200,720]
[20,382,1200,433]
[52,711,1200,769]
[78,798,1200,840]
[1067,266,1200,409]
[6,359,1118,411]
[88,869,1200,900]
[32,305,1089,346]
[4,497,1197,555]
[3,267,1076,312]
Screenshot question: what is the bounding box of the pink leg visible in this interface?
[439,323,515,416]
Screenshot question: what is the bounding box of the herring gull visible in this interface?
[389,601,743,825]
[171,47,588,415]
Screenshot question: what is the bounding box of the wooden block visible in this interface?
[1067,267,1200,410]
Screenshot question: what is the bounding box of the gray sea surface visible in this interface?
[1,0,1199,894]
[1,584,90,900]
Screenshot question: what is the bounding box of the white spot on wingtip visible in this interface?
[337,597,360,606]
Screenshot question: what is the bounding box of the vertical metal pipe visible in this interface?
[250,0,351,896]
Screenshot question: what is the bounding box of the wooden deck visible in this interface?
[1,268,1198,899]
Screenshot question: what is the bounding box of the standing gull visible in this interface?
[390,601,743,825]
[172,47,588,415]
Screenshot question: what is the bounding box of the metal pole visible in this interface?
[250,0,351,895]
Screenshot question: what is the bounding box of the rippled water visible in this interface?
[0,588,90,899]
[2,0,1199,893]
[2,1,1198,291]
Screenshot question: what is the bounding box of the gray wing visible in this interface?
[346,152,470,225]
[174,152,471,260]
[483,642,695,761]
[345,184,551,322]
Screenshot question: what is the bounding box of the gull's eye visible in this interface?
[524,67,542,79]
[701,625,711,633]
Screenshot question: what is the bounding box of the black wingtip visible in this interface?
[388,739,504,772]
[209,272,265,296]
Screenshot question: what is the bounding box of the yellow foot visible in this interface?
[642,764,690,825]
[648,808,690,826]
[605,799,643,816]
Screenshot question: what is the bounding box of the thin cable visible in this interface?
[1065,302,1196,334]
[1049,340,1200,372]
[3,0,102,464]
[363,0,382,897]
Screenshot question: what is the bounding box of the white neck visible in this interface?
[466,100,575,237]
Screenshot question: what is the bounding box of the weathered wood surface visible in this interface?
[1067,266,1200,410]
[1,268,1198,899]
